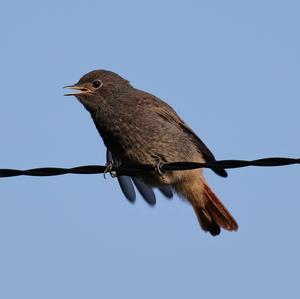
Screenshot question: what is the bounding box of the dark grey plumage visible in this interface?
[65,70,237,235]
[73,70,225,173]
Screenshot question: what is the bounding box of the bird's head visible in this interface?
[64,69,130,111]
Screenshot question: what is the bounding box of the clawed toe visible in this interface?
[104,162,117,178]
[154,160,165,176]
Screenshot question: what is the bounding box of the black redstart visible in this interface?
[65,70,238,235]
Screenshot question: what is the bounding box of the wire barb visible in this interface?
[0,157,299,178]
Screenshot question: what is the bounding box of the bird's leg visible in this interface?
[104,153,122,179]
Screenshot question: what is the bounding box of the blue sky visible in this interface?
[0,1,299,298]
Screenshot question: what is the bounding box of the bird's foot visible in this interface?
[104,161,118,179]
[154,160,165,176]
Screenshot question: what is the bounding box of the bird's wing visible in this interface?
[152,98,227,177]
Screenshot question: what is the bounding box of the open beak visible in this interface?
[63,85,91,96]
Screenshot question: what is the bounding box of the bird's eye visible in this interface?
[92,80,102,89]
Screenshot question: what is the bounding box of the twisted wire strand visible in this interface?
[0,157,299,178]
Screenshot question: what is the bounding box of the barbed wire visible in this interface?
[0,157,299,178]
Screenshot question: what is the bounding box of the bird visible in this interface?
[64,70,238,236]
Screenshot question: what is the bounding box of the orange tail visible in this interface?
[193,179,238,236]
[173,172,238,236]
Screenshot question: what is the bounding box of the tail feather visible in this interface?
[195,207,221,236]
[194,178,238,235]
[173,172,238,236]
[202,181,238,231]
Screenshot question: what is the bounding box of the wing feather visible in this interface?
[151,98,227,177]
